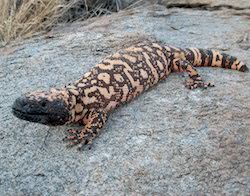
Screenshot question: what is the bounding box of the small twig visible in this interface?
[40,128,51,150]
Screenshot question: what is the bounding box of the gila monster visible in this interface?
[12,43,248,150]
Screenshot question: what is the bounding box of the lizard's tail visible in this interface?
[185,48,249,72]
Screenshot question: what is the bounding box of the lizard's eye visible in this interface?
[41,101,47,107]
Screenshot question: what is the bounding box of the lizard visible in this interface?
[12,42,248,150]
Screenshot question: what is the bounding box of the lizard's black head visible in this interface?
[12,89,70,126]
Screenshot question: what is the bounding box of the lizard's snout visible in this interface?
[12,96,29,112]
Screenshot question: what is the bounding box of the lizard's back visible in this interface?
[73,42,172,112]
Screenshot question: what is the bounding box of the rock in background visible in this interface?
[161,0,250,8]
[0,1,249,195]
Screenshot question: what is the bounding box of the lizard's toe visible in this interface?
[67,129,79,134]
[185,79,214,89]
[63,129,83,147]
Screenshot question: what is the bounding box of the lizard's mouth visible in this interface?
[12,107,51,124]
[12,95,69,126]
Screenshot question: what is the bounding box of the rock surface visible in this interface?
[161,0,250,8]
[0,2,249,195]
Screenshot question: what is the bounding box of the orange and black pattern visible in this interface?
[12,42,248,150]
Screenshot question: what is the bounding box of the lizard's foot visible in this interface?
[185,78,214,89]
[63,109,107,151]
[63,128,95,150]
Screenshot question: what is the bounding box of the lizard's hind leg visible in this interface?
[175,59,214,89]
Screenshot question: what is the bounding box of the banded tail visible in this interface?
[185,48,248,72]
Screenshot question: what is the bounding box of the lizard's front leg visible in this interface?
[63,109,107,150]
